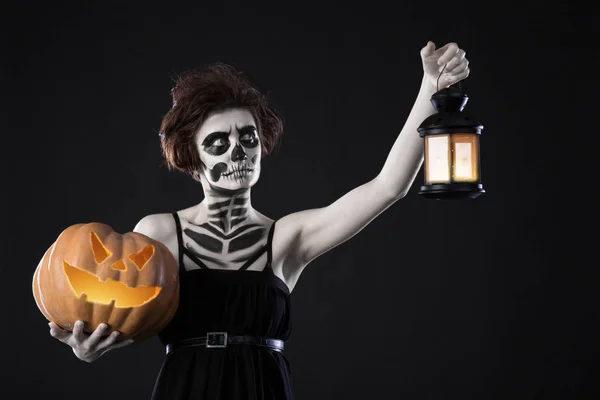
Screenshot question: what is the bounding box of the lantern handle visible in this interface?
[437,63,463,92]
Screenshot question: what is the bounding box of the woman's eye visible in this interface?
[241,134,256,142]
[212,138,227,147]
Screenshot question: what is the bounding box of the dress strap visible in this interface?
[238,245,268,271]
[266,220,277,268]
[172,212,210,270]
[171,212,185,272]
[237,220,277,272]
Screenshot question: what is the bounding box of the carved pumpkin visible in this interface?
[32,222,179,342]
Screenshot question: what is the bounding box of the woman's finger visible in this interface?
[436,42,459,66]
[97,331,121,350]
[444,50,466,73]
[86,323,109,349]
[49,322,71,344]
[72,320,87,344]
[98,331,134,352]
[446,60,469,76]
[445,68,471,85]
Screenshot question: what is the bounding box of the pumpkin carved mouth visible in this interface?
[63,262,162,308]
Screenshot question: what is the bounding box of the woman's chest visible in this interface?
[180,220,271,271]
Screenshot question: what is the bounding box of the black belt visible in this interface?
[166,332,285,355]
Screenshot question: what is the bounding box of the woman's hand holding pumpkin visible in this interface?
[49,320,134,363]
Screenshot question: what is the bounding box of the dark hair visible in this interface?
[159,63,283,181]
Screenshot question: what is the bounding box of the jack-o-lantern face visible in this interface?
[33,222,179,341]
[64,232,161,308]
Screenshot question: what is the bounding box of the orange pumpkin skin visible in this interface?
[32,222,179,342]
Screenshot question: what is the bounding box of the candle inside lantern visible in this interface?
[425,134,451,183]
[452,134,479,182]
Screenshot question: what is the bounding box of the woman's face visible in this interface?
[195,108,262,191]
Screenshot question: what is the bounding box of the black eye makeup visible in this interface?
[236,126,259,148]
[202,132,231,155]
[200,125,259,156]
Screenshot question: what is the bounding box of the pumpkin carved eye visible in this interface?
[129,245,155,271]
[91,232,112,263]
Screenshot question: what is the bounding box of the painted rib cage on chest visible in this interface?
[182,198,267,268]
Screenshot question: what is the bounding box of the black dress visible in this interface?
[151,213,294,400]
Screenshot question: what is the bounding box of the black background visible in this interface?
[2,1,597,399]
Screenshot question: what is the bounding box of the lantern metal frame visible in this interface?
[417,84,485,200]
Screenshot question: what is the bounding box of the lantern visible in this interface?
[417,85,485,199]
[32,222,180,342]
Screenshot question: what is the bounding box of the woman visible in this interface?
[49,41,470,399]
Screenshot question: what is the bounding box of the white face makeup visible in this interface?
[195,108,262,192]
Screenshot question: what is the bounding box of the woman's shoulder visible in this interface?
[133,212,177,243]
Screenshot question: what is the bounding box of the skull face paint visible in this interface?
[195,109,262,191]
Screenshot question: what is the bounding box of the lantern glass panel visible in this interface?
[425,134,451,184]
[452,133,479,182]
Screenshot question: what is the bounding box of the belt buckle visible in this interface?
[206,332,228,348]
